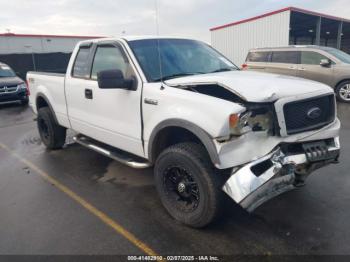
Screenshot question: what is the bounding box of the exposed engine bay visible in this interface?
[179,83,278,136]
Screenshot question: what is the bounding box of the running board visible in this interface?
[73,135,151,169]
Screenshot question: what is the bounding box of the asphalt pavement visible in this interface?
[0,102,349,259]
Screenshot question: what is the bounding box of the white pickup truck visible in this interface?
[28,36,341,228]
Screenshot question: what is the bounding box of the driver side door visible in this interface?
[66,41,144,157]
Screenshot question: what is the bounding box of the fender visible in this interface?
[36,92,59,124]
[148,119,220,166]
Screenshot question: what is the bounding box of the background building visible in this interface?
[0,33,102,78]
[210,7,350,66]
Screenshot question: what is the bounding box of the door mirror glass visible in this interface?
[320,59,331,67]
[97,69,134,90]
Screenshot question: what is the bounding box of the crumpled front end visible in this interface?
[223,137,340,211]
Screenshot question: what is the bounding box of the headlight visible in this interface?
[17,83,27,90]
[229,112,252,135]
[229,109,274,136]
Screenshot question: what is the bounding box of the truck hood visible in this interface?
[165,71,333,102]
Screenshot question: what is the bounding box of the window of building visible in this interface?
[320,18,340,48]
[341,22,350,54]
[289,12,319,45]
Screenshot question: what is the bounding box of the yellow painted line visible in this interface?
[0,142,161,258]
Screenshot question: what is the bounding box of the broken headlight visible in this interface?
[229,108,274,136]
[229,112,252,135]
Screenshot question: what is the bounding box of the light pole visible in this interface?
[24,45,36,71]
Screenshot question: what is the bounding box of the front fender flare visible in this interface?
[148,119,220,166]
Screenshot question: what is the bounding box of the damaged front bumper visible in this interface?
[223,137,340,212]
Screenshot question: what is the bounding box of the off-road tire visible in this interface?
[37,107,66,149]
[154,142,225,228]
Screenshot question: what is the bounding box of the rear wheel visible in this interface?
[335,81,350,103]
[154,142,224,228]
[37,107,66,149]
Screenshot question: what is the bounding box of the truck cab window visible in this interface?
[91,46,130,80]
[72,47,91,78]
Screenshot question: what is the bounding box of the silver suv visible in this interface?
[244,46,350,103]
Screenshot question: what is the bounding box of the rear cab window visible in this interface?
[271,51,300,64]
[72,44,92,78]
[246,51,270,62]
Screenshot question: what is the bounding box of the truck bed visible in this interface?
[27,71,70,128]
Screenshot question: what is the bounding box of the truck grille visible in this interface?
[283,94,335,135]
[0,85,18,94]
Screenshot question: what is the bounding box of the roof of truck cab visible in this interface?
[78,35,201,44]
[123,35,192,41]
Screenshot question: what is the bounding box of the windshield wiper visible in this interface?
[154,72,204,82]
[209,68,235,73]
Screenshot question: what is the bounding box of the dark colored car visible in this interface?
[0,62,29,105]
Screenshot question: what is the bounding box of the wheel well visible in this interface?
[335,79,350,88]
[36,96,49,110]
[151,126,205,163]
[36,95,59,124]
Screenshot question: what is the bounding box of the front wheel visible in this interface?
[335,81,350,103]
[154,142,224,228]
[37,107,66,149]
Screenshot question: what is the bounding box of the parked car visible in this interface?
[0,62,29,105]
[243,46,350,103]
[28,37,340,228]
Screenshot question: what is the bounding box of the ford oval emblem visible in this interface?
[307,107,322,119]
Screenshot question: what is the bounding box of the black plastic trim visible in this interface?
[35,92,59,124]
[148,119,220,165]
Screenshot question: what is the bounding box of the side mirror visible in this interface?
[320,59,331,67]
[97,69,135,90]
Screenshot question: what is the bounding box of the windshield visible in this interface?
[128,39,238,82]
[326,48,350,64]
[0,65,16,77]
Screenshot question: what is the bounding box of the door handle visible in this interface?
[85,89,93,99]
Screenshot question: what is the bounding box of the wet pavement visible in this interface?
[0,102,349,258]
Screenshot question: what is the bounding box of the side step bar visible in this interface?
[73,135,151,169]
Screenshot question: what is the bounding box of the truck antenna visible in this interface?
[154,0,164,87]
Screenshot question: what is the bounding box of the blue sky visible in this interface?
[1,0,349,42]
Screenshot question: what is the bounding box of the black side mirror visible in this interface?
[97,69,135,90]
[320,59,331,67]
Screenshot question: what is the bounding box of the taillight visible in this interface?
[25,80,30,96]
[241,63,248,70]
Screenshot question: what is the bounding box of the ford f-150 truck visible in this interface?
[28,36,341,228]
